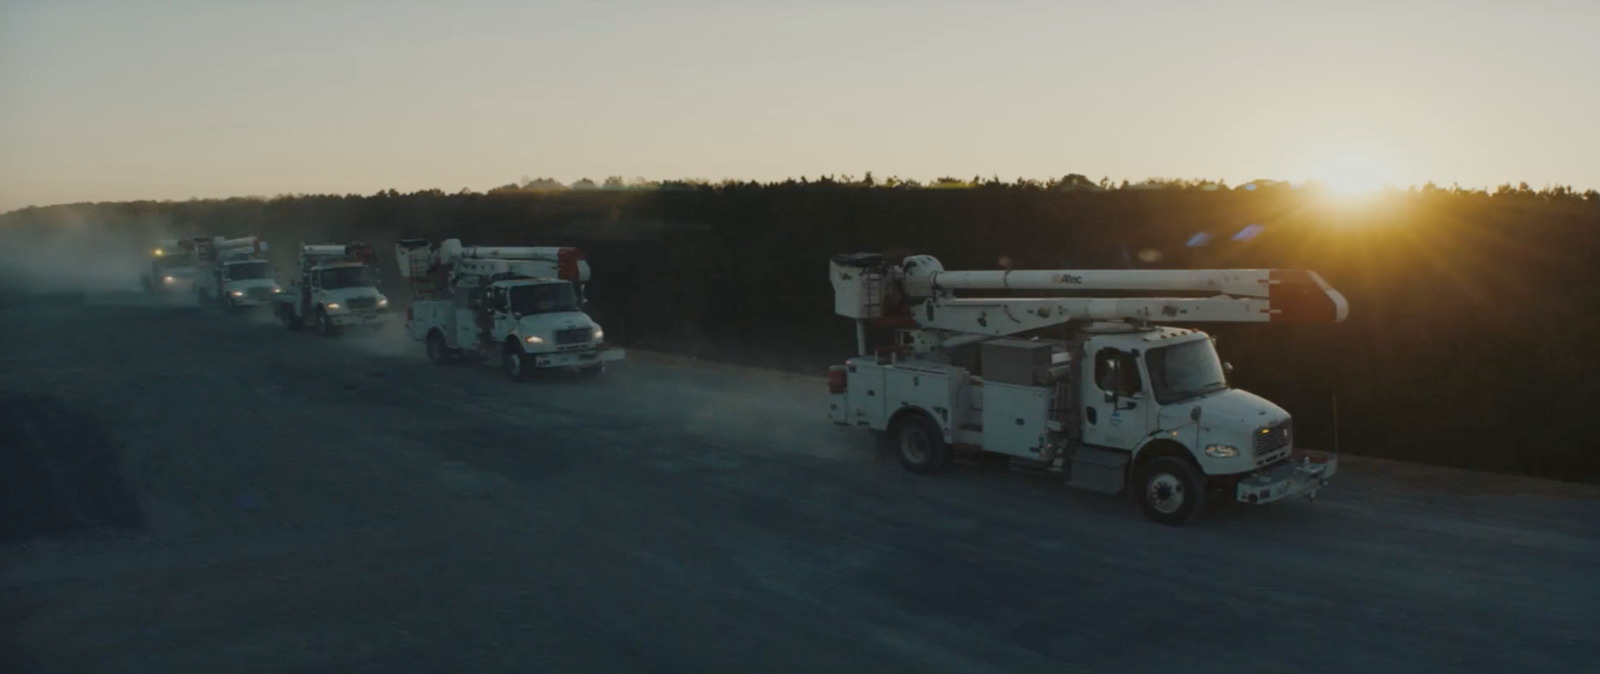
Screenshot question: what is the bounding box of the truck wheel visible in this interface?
[281,305,303,331]
[892,414,949,475]
[316,308,338,338]
[1133,456,1208,526]
[502,345,531,382]
[426,331,451,365]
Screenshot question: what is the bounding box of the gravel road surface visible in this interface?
[2,289,1596,673]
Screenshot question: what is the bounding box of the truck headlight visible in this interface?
[326,302,341,310]
[377,298,388,307]
[271,287,282,293]
[525,335,544,344]
[592,327,604,341]
[163,276,175,283]
[1204,444,1239,458]
[230,290,244,297]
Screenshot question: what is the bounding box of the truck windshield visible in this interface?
[319,266,376,289]
[508,283,579,315]
[226,261,270,280]
[156,254,195,269]
[1146,339,1228,405]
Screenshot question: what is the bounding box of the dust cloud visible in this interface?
[0,208,167,296]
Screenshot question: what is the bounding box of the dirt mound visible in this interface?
[0,394,143,542]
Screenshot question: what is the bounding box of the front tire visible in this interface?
[1133,456,1208,526]
[503,345,531,382]
[281,304,304,331]
[891,414,950,474]
[317,307,338,338]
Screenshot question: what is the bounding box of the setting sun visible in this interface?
[1309,154,1395,195]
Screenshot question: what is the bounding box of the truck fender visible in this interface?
[1128,438,1196,486]
[887,405,950,442]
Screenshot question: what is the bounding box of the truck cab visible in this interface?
[1077,326,1293,475]
[275,243,390,336]
[141,243,201,295]
[201,259,281,310]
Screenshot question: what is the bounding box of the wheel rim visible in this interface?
[900,427,930,464]
[507,353,521,377]
[1146,473,1187,515]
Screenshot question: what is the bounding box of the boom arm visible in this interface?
[835,253,1347,341]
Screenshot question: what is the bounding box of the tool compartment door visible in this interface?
[845,360,887,429]
[883,365,959,438]
[981,382,1051,458]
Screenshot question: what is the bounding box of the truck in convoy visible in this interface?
[827,253,1348,525]
[273,242,391,336]
[395,238,623,380]
[140,237,210,295]
[194,236,281,311]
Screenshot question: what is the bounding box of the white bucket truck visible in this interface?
[395,238,623,380]
[274,242,391,336]
[195,236,281,311]
[826,253,1348,525]
[141,238,209,296]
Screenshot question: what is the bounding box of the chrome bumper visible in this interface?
[1236,450,1338,505]
[330,311,389,327]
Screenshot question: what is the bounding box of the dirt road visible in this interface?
[2,289,1596,673]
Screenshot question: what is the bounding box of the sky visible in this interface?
[1,0,1597,212]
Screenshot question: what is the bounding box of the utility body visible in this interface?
[827,253,1347,525]
[194,236,281,311]
[274,242,391,336]
[141,238,210,295]
[396,238,623,380]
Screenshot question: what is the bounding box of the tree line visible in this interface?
[3,180,1597,482]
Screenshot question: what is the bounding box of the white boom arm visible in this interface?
[834,253,1347,340]
[213,235,268,260]
[395,238,590,284]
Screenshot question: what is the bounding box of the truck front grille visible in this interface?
[1254,421,1292,466]
[345,297,377,310]
[246,287,273,299]
[555,327,592,345]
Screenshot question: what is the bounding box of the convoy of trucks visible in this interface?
[826,253,1347,525]
[274,242,391,336]
[194,236,281,311]
[138,230,1350,525]
[395,238,623,379]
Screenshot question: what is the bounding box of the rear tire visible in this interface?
[891,414,950,475]
[426,331,451,365]
[1133,456,1208,526]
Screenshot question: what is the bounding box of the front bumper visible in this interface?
[228,294,277,307]
[329,310,390,327]
[529,346,625,369]
[1235,450,1338,505]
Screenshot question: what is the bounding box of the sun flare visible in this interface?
[1309,154,1393,195]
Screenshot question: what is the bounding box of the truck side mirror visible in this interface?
[1224,362,1234,375]
[1104,390,1117,404]
[1190,406,1203,422]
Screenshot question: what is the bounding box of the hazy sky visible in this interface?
[2,0,1596,212]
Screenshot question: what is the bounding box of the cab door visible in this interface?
[1080,345,1146,450]
[490,287,519,342]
